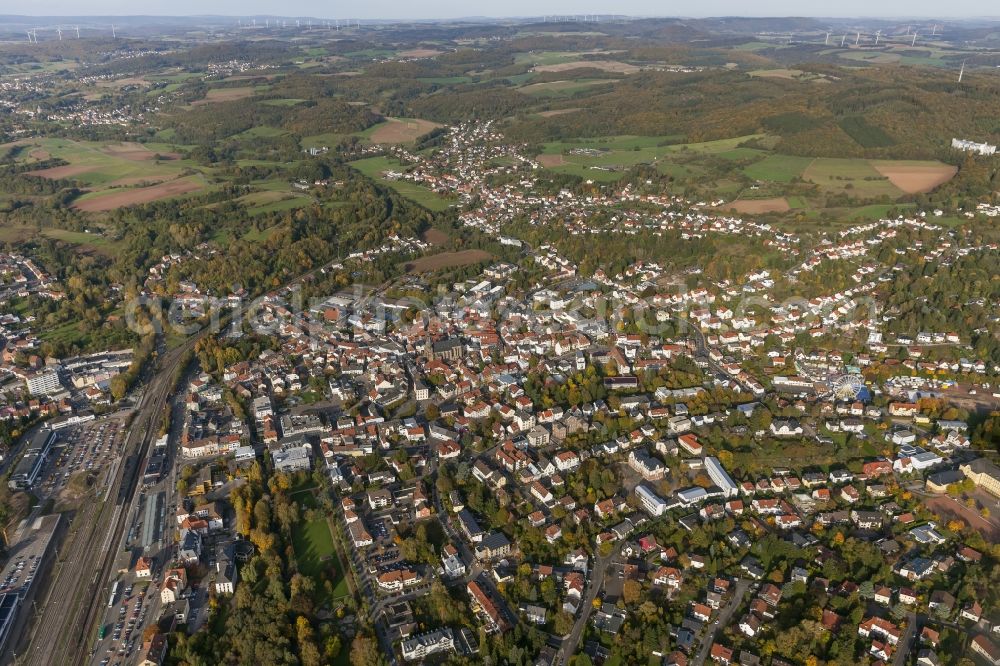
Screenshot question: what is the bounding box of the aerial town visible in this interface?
[0,10,998,666]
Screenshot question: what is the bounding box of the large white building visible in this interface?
[401,628,455,661]
[25,368,62,396]
[705,456,738,498]
[635,483,668,517]
[952,138,997,156]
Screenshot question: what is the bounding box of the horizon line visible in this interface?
[4,13,1000,21]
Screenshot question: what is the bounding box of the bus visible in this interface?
[107,581,119,608]
[98,625,106,640]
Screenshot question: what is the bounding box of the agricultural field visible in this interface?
[802,158,937,198]
[743,154,817,182]
[531,59,640,74]
[403,249,493,272]
[871,160,958,194]
[536,134,759,180]
[348,155,453,211]
[518,79,615,97]
[722,197,792,214]
[397,48,445,58]
[748,68,833,83]
[72,175,205,212]
[743,153,956,197]
[191,86,258,105]
[2,138,229,212]
[19,138,187,187]
[363,117,441,144]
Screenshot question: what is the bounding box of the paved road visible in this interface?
[554,551,614,666]
[691,578,751,666]
[892,612,918,666]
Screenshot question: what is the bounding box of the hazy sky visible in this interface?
[15,1,999,20]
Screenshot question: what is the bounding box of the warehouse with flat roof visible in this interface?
[0,514,64,661]
[8,430,56,491]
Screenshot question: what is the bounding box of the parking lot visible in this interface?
[95,580,152,666]
[37,419,125,499]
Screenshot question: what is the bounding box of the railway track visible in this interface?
[25,262,338,665]
[24,341,196,666]
[69,345,192,665]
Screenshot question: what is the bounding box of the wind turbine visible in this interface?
[75,25,80,38]
[958,60,966,83]
[57,26,62,41]
[840,34,846,47]
[855,31,860,46]
[26,30,33,43]
[824,32,830,45]
[111,24,116,38]
[874,30,881,45]
[911,31,917,46]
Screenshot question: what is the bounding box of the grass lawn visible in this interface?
[292,517,350,599]
[249,198,308,216]
[349,156,453,211]
[235,189,312,216]
[39,320,99,349]
[290,481,319,508]
[41,228,123,250]
[293,519,335,579]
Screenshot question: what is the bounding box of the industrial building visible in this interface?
[0,514,64,662]
[8,430,56,491]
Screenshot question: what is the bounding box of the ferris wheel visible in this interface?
[832,373,865,401]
